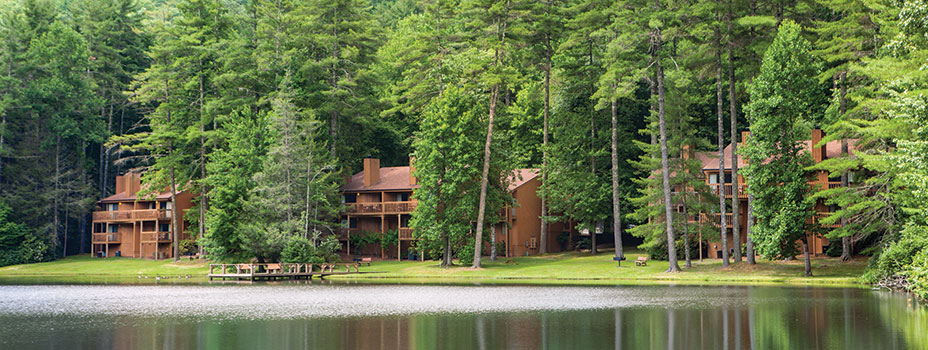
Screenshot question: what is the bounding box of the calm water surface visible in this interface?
[0,282,924,349]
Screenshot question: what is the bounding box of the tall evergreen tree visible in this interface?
[742,21,822,277]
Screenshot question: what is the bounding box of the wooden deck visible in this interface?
[208,263,364,281]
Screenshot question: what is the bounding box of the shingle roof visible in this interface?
[98,191,177,203]
[339,167,540,193]
[341,166,419,192]
[701,139,857,171]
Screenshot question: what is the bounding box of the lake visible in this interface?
[0,282,924,349]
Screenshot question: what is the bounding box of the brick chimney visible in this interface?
[363,158,381,186]
[114,173,142,196]
[811,129,829,184]
[811,129,826,163]
[409,157,417,185]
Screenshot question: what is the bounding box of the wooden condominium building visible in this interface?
[91,173,194,259]
[338,159,577,260]
[696,129,854,258]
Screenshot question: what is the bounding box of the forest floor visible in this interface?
[0,251,868,286]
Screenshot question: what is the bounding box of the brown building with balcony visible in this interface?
[91,173,194,259]
[697,129,854,258]
[339,159,576,260]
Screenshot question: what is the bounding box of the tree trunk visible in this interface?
[490,224,497,261]
[802,239,812,277]
[655,29,680,273]
[839,72,851,262]
[472,83,498,268]
[539,44,551,255]
[680,142,692,268]
[728,6,741,262]
[746,193,756,264]
[54,137,61,257]
[588,43,597,256]
[170,163,180,262]
[611,96,623,266]
[716,30,730,268]
[442,232,452,267]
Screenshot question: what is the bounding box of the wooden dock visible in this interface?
[208,263,363,281]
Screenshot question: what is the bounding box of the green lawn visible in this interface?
[335,251,867,286]
[0,251,867,286]
[0,255,209,277]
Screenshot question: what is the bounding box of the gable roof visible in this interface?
[341,166,419,192]
[98,191,178,203]
[339,166,540,193]
[701,139,857,171]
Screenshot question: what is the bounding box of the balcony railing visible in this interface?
[709,184,747,198]
[92,233,120,243]
[700,213,734,227]
[345,201,417,215]
[398,228,414,240]
[813,212,843,228]
[141,232,172,242]
[92,209,171,221]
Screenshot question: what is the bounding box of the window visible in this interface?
[348,218,358,228]
[344,193,357,203]
[396,192,410,202]
[709,173,719,184]
[147,202,156,209]
[107,224,118,233]
[107,203,118,211]
[159,201,168,209]
[724,173,733,184]
[159,223,170,232]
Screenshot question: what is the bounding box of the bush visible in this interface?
[865,224,928,283]
[906,249,928,300]
[281,234,341,264]
[457,242,474,265]
[179,238,198,256]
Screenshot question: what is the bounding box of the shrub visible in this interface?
[281,234,341,264]
[865,224,928,283]
[906,249,928,300]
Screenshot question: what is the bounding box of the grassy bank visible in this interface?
[0,255,209,277]
[330,251,867,286]
[0,251,867,286]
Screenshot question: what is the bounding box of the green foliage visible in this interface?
[742,21,822,262]
[907,248,928,300]
[410,87,485,266]
[0,202,48,267]
[280,235,341,264]
[865,224,928,283]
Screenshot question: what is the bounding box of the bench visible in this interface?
[360,257,372,266]
[266,263,282,274]
[635,257,648,266]
[236,264,253,274]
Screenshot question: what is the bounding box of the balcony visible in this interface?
[141,232,172,243]
[813,212,842,228]
[344,201,417,215]
[92,233,120,243]
[709,184,747,198]
[700,213,734,227]
[398,228,414,240]
[92,209,171,222]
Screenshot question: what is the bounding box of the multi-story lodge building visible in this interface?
[696,129,853,258]
[91,173,194,259]
[338,159,578,259]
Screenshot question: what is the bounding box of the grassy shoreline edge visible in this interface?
[0,252,867,287]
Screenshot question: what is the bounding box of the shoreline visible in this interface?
[0,252,868,288]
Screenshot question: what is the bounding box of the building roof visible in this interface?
[507,168,540,191]
[98,191,177,203]
[342,166,420,192]
[700,139,857,171]
[340,166,540,193]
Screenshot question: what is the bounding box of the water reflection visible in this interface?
[0,284,924,349]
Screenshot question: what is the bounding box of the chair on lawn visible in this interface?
[635,256,648,266]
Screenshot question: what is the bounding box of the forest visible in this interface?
[0,0,926,298]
